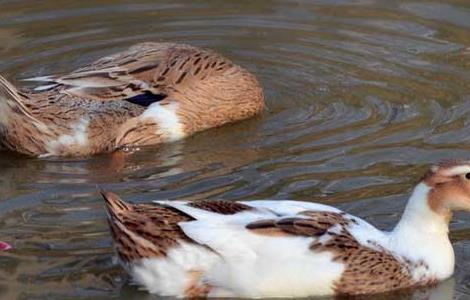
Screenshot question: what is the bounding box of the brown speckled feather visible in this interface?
[102,191,194,262]
[188,200,252,215]
[42,43,238,102]
[247,211,350,236]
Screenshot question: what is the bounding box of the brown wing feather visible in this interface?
[42,43,235,102]
[246,211,348,237]
[188,200,252,215]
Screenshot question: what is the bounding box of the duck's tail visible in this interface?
[100,190,164,263]
[101,190,134,222]
[0,75,52,155]
[0,75,40,127]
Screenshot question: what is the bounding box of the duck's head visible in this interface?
[421,159,470,216]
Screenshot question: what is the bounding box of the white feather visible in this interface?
[34,84,58,91]
[130,200,347,297]
[142,103,185,142]
[131,242,220,296]
[442,165,470,177]
[247,200,341,215]
[22,76,54,82]
[151,201,345,297]
[45,118,89,155]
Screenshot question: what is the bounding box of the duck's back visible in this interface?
[36,43,241,102]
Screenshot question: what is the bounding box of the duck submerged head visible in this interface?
[421,159,470,218]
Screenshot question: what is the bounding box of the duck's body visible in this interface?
[0,43,264,157]
[101,160,470,298]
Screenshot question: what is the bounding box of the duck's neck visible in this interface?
[393,183,450,236]
[389,182,454,280]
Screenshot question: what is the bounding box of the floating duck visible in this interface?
[0,43,264,157]
[101,159,470,298]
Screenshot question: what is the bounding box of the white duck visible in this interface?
[101,159,470,298]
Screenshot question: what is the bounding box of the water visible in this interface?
[0,0,469,299]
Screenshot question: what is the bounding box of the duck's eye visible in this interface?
[465,173,470,180]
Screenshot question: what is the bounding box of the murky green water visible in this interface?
[0,0,469,299]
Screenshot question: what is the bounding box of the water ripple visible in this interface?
[0,0,469,299]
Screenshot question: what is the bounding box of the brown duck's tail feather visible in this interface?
[101,190,134,219]
[107,214,162,262]
[100,190,164,262]
[0,75,41,125]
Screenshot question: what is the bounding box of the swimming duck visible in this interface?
[0,43,264,157]
[101,159,470,298]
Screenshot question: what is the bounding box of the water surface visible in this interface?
[0,0,469,299]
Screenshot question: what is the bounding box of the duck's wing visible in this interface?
[159,200,374,297]
[167,201,406,295]
[105,194,376,262]
[26,43,234,105]
[155,199,359,259]
[161,199,382,257]
[246,212,352,237]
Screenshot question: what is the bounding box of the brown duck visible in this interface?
[0,43,264,157]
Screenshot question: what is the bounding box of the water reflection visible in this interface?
[0,0,469,299]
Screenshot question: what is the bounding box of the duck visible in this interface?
[101,159,470,298]
[0,43,264,157]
